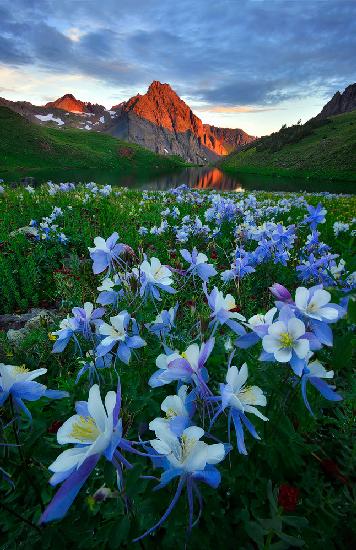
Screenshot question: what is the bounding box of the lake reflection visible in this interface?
[3,166,355,194]
[142,167,244,191]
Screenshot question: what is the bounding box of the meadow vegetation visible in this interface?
[0,181,355,549]
[220,111,356,182]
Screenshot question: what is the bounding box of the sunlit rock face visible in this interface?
[203,125,256,153]
[109,81,255,163]
[44,94,106,116]
[316,83,356,119]
[0,82,255,163]
[45,94,87,113]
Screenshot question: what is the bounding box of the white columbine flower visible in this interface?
[294,287,338,321]
[149,385,190,431]
[262,317,309,362]
[149,425,225,473]
[221,363,268,420]
[135,257,173,286]
[248,307,277,327]
[99,314,127,345]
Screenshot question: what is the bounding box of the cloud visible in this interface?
[194,105,285,114]
[0,0,355,109]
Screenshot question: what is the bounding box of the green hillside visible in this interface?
[220,111,356,181]
[0,106,186,178]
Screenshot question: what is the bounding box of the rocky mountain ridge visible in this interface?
[0,82,255,164]
[316,83,356,119]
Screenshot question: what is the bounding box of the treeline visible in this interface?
[243,117,330,154]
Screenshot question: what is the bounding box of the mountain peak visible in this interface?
[44,94,87,113]
[147,80,174,93]
[316,83,356,119]
[110,80,255,158]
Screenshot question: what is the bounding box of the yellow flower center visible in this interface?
[14,365,30,374]
[70,416,100,442]
[48,332,57,341]
[279,332,294,348]
[181,351,187,359]
[165,407,177,419]
[154,267,164,279]
[239,386,257,404]
[180,435,195,461]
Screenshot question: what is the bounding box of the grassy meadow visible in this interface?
[0,107,187,180]
[220,111,356,182]
[0,182,355,549]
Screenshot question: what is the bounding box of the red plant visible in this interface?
[48,420,63,434]
[278,484,300,512]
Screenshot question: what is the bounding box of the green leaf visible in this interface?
[245,520,265,549]
[282,515,308,528]
[258,517,283,532]
[276,531,305,547]
[110,516,131,548]
[267,479,278,515]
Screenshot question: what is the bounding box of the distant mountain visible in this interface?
[0,105,186,177]
[44,93,106,116]
[108,81,255,163]
[316,83,356,119]
[204,124,255,153]
[0,94,114,130]
[0,82,255,164]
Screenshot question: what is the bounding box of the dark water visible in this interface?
[2,166,355,194]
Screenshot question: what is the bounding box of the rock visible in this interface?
[0,308,57,331]
[25,309,56,329]
[7,328,27,346]
[1,82,256,164]
[203,125,256,153]
[9,225,38,238]
[44,93,105,115]
[316,83,356,119]
[108,81,256,163]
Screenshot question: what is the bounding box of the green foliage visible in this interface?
[220,111,356,182]
[0,186,355,548]
[0,106,187,180]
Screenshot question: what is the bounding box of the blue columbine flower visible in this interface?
[304,203,327,230]
[261,306,311,375]
[88,232,130,274]
[149,339,215,398]
[209,362,268,455]
[146,304,178,345]
[300,359,342,415]
[293,285,346,346]
[204,284,246,336]
[51,317,81,353]
[96,274,124,306]
[180,247,217,282]
[0,364,68,419]
[133,423,228,542]
[149,385,196,436]
[96,310,146,364]
[71,302,105,339]
[132,257,176,301]
[40,380,146,523]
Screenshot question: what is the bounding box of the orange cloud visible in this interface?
[195,105,285,114]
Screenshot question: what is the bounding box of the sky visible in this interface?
[0,0,355,136]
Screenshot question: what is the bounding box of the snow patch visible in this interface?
[99,116,105,123]
[35,114,64,126]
